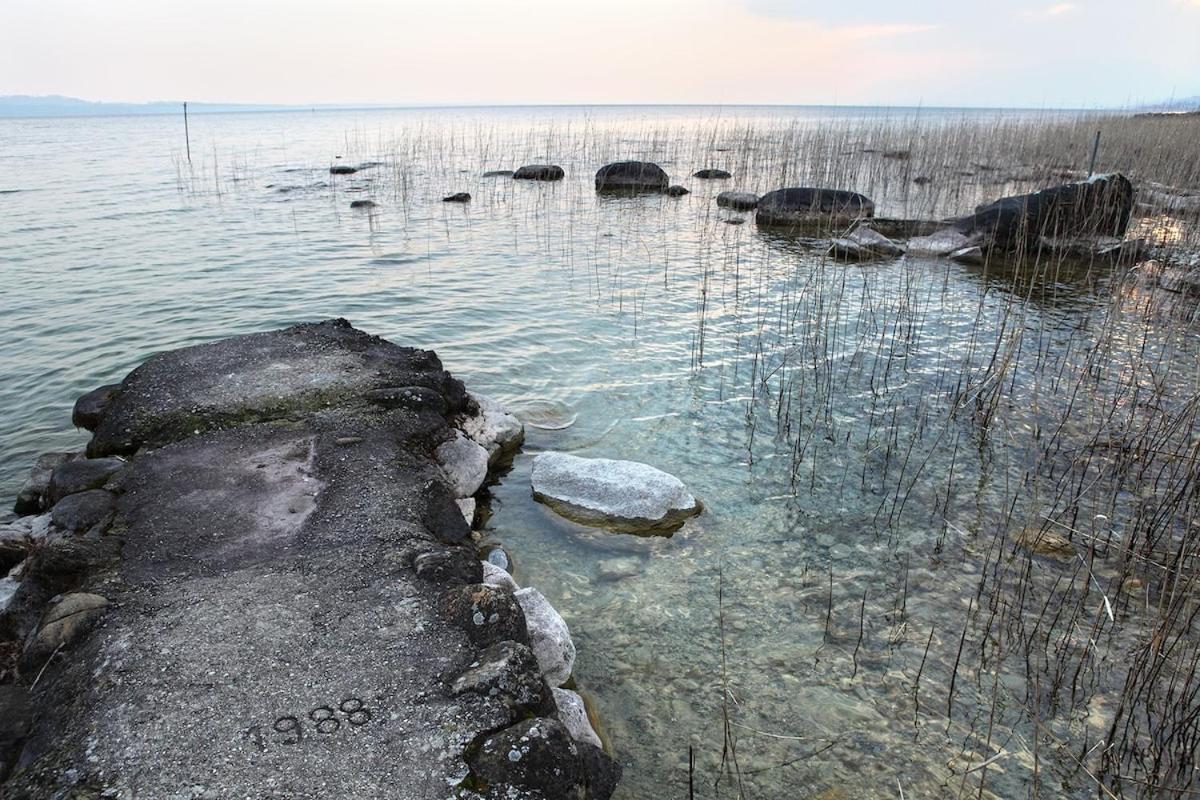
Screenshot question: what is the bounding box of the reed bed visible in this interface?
[174,106,1200,797]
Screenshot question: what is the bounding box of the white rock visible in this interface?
[829,226,906,261]
[531,452,701,533]
[435,431,489,498]
[481,560,519,592]
[514,587,575,687]
[462,393,525,463]
[908,229,973,256]
[456,498,476,527]
[552,687,602,748]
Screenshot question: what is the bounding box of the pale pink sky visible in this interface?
[2,0,1198,107]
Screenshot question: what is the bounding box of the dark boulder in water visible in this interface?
[329,164,358,175]
[595,161,669,193]
[949,173,1134,253]
[755,188,875,229]
[693,168,732,179]
[442,192,471,203]
[349,199,376,209]
[513,164,565,181]
[666,185,690,197]
[716,191,759,211]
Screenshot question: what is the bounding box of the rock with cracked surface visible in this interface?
[444,584,530,648]
[514,586,575,687]
[531,452,701,534]
[451,641,551,718]
[470,718,583,797]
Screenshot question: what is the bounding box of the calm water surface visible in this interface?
[0,106,1185,799]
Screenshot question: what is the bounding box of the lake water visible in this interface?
[1,105,1194,799]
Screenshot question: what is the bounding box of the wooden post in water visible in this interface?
[1087,129,1100,177]
[183,102,191,164]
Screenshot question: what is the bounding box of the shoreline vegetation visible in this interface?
[1,105,1199,797]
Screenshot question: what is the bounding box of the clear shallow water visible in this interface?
[1,106,1196,799]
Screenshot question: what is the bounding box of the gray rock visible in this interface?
[72,383,122,431]
[716,191,759,211]
[451,640,551,718]
[349,199,376,209]
[49,489,115,534]
[45,457,125,505]
[595,161,669,193]
[443,192,471,203]
[470,717,582,797]
[329,164,358,175]
[443,584,529,648]
[949,173,1134,253]
[514,587,575,687]
[666,185,690,197]
[552,687,602,748]
[756,188,874,230]
[908,228,976,256]
[531,452,702,533]
[456,497,477,527]
[693,168,732,179]
[13,452,78,515]
[481,560,519,592]
[513,164,564,181]
[436,431,490,498]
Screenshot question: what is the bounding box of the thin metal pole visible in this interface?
[182,103,192,165]
[1087,129,1100,177]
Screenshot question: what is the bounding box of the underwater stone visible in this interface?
[531,452,701,534]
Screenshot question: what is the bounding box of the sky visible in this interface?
[2,0,1198,108]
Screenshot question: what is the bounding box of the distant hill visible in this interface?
[0,95,302,118]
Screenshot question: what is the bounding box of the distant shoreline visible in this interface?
[0,96,1153,121]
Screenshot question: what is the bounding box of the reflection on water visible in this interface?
[1,106,1197,799]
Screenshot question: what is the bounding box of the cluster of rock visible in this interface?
[0,320,619,798]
